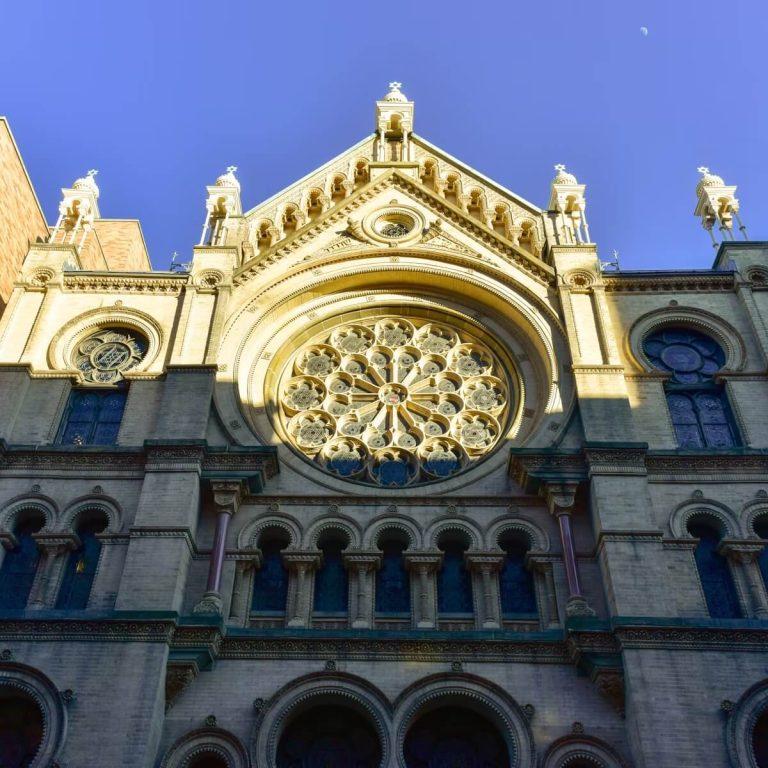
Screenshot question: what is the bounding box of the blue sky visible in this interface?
[2,0,765,270]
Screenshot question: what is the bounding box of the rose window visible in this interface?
[72,328,147,384]
[277,316,511,486]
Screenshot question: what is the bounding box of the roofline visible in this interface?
[0,116,48,227]
[411,134,544,215]
[242,134,376,219]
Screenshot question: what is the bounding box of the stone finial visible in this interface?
[553,164,578,185]
[215,165,240,190]
[548,164,590,245]
[73,169,100,198]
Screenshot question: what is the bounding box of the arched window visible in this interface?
[404,706,510,768]
[642,328,739,448]
[753,707,768,768]
[498,533,537,618]
[313,533,349,614]
[0,510,45,609]
[55,511,108,610]
[375,531,410,615]
[755,517,768,594]
[276,705,381,768]
[186,754,229,768]
[688,518,742,619]
[0,688,44,768]
[437,532,473,615]
[57,388,127,446]
[251,528,290,614]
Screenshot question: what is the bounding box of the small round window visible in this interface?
[73,328,148,384]
[373,212,416,239]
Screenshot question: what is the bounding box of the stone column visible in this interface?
[283,551,322,628]
[720,541,768,619]
[28,533,79,609]
[193,480,243,616]
[465,553,504,629]
[526,553,561,628]
[404,551,442,629]
[343,551,382,629]
[544,483,595,618]
[228,549,262,626]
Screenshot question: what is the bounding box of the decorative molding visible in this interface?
[602,272,735,293]
[63,273,187,294]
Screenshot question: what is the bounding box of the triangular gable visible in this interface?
[235,169,553,286]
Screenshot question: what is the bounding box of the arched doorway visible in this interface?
[276,704,382,768]
[403,705,511,768]
[0,688,44,768]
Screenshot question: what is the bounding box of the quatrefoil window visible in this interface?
[277,316,511,486]
[73,328,147,384]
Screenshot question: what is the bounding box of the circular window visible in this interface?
[373,212,416,239]
[275,315,512,487]
[73,328,148,384]
[642,327,725,384]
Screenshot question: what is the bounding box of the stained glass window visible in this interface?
[499,537,537,617]
[375,538,410,614]
[438,538,473,615]
[642,328,739,449]
[57,388,127,446]
[0,514,44,610]
[55,514,107,610]
[251,536,289,613]
[403,706,511,768]
[688,520,742,619]
[187,755,228,768]
[276,705,381,768]
[313,537,348,614]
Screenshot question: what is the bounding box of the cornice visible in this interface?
[0,441,279,481]
[602,271,735,293]
[62,272,188,294]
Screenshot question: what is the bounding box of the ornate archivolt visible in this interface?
[277,314,512,487]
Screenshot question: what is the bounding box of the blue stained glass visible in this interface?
[0,517,43,609]
[644,328,739,449]
[500,540,537,616]
[314,540,348,613]
[689,521,742,619]
[58,388,127,446]
[329,455,363,477]
[403,706,511,768]
[252,539,288,613]
[376,458,410,486]
[438,541,473,614]
[375,540,410,614]
[55,518,105,610]
[643,328,725,384]
[753,709,768,768]
[276,706,381,768]
[424,455,459,477]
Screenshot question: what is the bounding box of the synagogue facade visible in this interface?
[0,84,767,767]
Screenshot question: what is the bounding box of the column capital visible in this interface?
[282,550,322,571]
[32,532,80,554]
[542,480,579,515]
[232,548,262,568]
[342,551,382,571]
[210,479,245,516]
[719,539,766,563]
[525,551,558,571]
[404,550,443,572]
[464,552,505,572]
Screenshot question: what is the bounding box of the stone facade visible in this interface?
[0,85,767,767]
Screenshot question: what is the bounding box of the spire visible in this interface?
[548,164,591,245]
[694,166,747,247]
[375,82,414,163]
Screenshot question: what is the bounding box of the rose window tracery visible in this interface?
[72,328,147,384]
[277,316,512,486]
